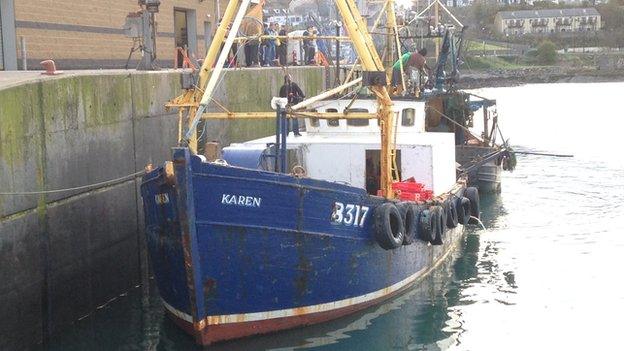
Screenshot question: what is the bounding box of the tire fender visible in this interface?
[418,209,433,242]
[430,205,444,245]
[445,198,459,229]
[464,186,480,220]
[457,197,471,225]
[373,203,405,250]
[397,202,418,245]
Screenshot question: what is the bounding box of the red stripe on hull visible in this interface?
[165,281,414,346]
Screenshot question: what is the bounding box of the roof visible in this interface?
[497,7,600,20]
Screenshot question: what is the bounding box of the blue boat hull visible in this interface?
[140,148,464,345]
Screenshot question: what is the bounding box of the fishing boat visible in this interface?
[140,0,484,345]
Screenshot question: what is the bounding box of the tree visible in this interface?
[536,40,557,64]
[598,0,624,30]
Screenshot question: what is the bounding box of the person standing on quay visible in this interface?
[302,25,316,65]
[277,24,289,66]
[264,22,278,66]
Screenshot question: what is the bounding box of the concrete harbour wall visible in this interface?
[0,66,326,349]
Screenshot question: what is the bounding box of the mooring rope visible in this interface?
[0,170,146,196]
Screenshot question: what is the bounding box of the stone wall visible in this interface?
[0,66,326,349]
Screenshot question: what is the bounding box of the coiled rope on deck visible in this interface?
[0,170,146,196]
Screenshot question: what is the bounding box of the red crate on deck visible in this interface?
[419,190,433,201]
[391,179,424,193]
[398,192,421,201]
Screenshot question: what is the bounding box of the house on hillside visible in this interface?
[494,7,602,36]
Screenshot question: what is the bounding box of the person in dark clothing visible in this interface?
[264,22,277,66]
[259,23,268,65]
[277,25,289,66]
[244,42,253,67]
[230,42,238,67]
[244,38,260,67]
[302,25,315,65]
[279,74,305,136]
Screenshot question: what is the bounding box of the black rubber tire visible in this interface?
[457,197,471,225]
[438,203,448,234]
[418,209,433,242]
[373,203,405,250]
[397,203,418,245]
[412,204,426,243]
[445,198,459,229]
[464,187,480,220]
[430,205,444,245]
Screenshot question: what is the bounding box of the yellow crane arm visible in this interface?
[173,0,397,198]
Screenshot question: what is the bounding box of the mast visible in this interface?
[335,0,395,198]
[385,0,396,81]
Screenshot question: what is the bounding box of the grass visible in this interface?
[463,55,524,70]
[557,53,595,67]
[465,40,508,52]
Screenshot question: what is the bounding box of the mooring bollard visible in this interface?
[40,60,63,75]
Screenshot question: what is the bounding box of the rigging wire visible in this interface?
[0,170,146,196]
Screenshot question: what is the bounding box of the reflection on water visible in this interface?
[42,83,624,350]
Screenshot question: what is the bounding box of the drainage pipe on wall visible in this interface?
[20,36,27,70]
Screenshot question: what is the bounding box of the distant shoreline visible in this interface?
[457,68,624,89]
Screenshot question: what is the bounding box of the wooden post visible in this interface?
[335,23,341,86]
[203,141,220,161]
[434,0,440,61]
[483,107,489,145]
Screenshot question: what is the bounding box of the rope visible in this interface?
[0,170,146,196]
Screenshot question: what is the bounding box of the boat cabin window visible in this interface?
[345,108,369,126]
[365,149,402,195]
[308,109,319,127]
[402,108,415,126]
[326,108,339,126]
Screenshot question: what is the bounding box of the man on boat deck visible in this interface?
[279,74,304,136]
[391,48,431,92]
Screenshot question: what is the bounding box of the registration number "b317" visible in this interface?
[331,202,369,227]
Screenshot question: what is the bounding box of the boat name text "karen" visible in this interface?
[221,194,262,208]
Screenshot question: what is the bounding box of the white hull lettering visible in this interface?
[221,194,262,208]
[331,202,369,227]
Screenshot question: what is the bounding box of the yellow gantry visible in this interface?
[167,0,398,198]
